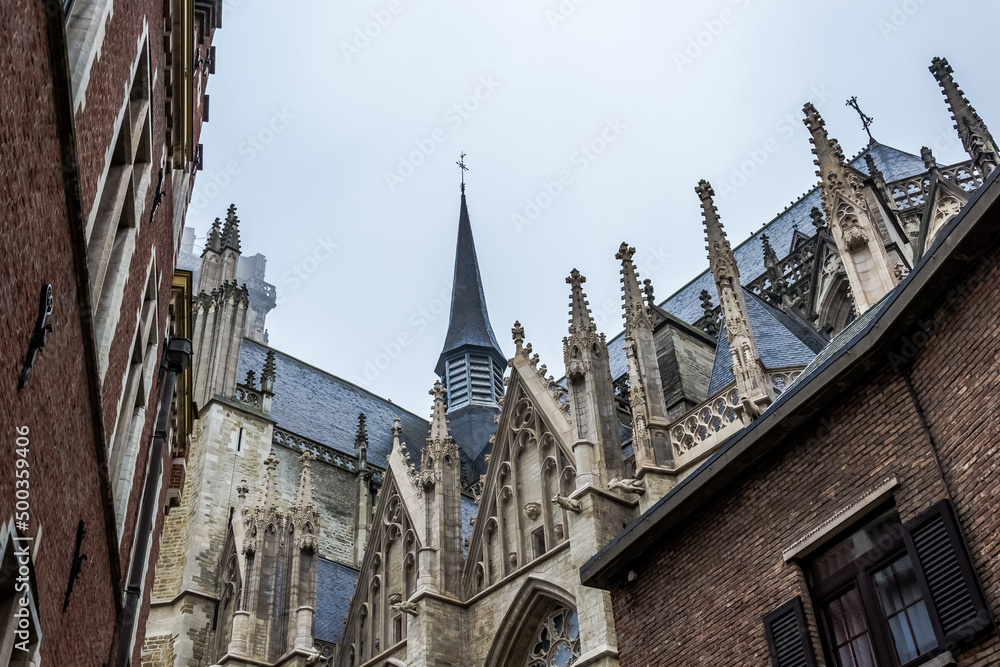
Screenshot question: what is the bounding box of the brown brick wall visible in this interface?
[0,2,118,664]
[608,239,1000,666]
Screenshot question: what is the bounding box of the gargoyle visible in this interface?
[608,478,646,495]
[392,600,420,616]
[551,494,583,513]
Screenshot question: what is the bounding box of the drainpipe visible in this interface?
[114,337,191,667]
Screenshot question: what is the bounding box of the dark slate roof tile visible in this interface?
[237,339,429,465]
[315,558,359,644]
[461,496,477,559]
[707,290,820,395]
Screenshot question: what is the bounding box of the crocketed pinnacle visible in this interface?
[221,204,242,252]
[566,269,596,335]
[427,380,452,443]
[203,218,223,255]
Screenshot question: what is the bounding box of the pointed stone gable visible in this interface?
[805,102,897,314]
[460,334,577,599]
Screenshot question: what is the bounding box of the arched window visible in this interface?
[524,606,580,667]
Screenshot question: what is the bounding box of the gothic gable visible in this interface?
[338,438,422,667]
[461,357,576,599]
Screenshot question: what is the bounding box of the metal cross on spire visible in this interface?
[457,152,468,193]
[845,96,875,144]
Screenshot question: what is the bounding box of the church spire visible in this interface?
[697,180,773,420]
[435,172,504,377]
[929,57,998,177]
[434,162,506,486]
[293,450,315,510]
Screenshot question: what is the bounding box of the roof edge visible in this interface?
[581,167,1000,589]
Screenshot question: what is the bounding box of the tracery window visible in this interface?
[524,606,580,667]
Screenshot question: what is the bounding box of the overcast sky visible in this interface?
[191,0,1000,420]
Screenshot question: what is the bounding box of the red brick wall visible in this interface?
[0,2,119,664]
[608,238,1000,666]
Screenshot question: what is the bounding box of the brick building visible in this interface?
[0,0,221,664]
[581,79,1000,667]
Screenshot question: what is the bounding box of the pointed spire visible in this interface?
[616,243,653,335]
[243,369,257,388]
[804,103,897,313]
[761,234,788,302]
[564,268,624,484]
[699,289,717,336]
[428,381,451,443]
[221,204,242,252]
[355,413,368,469]
[929,57,998,176]
[203,218,223,256]
[697,180,772,419]
[391,417,403,451]
[810,206,826,231]
[566,269,596,335]
[921,146,938,171]
[258,451,279,508]
[294,450,315,509]
[435,188,504,377]
[260,349,276,393]
[616,242,671,467]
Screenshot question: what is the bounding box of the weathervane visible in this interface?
[457,152,468,194]
[845,96,875,144]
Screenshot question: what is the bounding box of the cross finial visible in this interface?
[457,152,468,194]
[846,96,875,144]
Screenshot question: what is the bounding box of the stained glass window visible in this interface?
[524,606,580,667]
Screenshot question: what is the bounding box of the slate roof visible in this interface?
[315,558,359,644]
[706,290,828,395]
[436,193,505,375]
[237,339,429,465]
[461,496,477,559]
[602,142,928,382]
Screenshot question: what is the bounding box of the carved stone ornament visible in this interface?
[392,600,420,616]
[508,552,518,568]
[388,592,402,606]
[524,502,542,521]
[552,494,583,513]
[554,524,564,540]
[608,478,646,495]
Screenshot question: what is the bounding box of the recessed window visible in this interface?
[531,527,546,559]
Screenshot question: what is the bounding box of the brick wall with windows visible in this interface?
[601,218,1000,665]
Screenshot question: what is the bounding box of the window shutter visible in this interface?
[904,499,992,645]
[763,597,817,667]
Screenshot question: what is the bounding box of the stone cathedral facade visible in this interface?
[142,57,996,667]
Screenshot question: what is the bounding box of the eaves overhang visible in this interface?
[581,167,1000,590]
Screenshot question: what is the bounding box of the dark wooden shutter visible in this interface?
[763,597,817,667]
[904,499,992,645]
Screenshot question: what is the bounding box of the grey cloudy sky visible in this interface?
[191,0,999,418]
